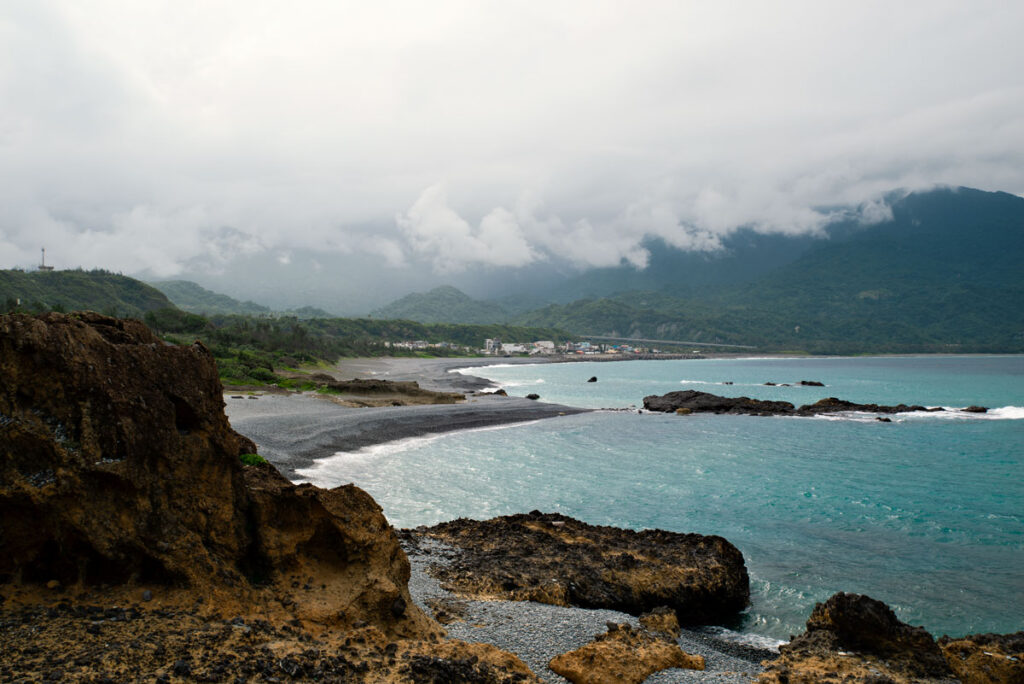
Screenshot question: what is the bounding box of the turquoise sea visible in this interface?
[298,356,1024,643]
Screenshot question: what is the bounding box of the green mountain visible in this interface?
[150,280,272,315]
[513,187,1024,353]
[371,285,510,324]
[1,269,175,317]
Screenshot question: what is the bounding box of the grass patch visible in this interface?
[240,453,267,466]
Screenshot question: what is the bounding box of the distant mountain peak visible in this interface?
[371,285,509,324]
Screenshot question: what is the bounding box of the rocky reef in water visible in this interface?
[407,510,751,626]
[0,312,537,682]
[642,389,983,417]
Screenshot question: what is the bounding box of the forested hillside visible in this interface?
[1,269,173,317]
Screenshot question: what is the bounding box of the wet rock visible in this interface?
[798,380,825,386]
[962,406,989,414]
[549,622,704,684]
[414,511,749,625]
[525,393,540,400]
[798,397,933,415]
[644,390,796,416]
[643,389,943,418]
[759,592,956,683]
[938,631,1024,684]
[587,376,598,383]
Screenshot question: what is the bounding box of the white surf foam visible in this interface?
[295,420,549,487]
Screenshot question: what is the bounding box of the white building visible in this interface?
[530,340,556,355]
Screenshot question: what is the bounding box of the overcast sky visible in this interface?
[2,1,1023,284]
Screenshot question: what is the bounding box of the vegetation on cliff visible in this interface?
[0,269,174,318]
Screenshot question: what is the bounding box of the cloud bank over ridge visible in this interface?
[1,1,1023,280]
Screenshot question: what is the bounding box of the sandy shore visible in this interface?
[225,356,585,480]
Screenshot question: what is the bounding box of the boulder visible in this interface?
[414,511,750,625]
[525,393,541,400]
[938,631,1024,684]
[587,376,598,383]
[759,592,956,683]
[798,380,825,387]
[962,406,989,414]
[549,622,704,684]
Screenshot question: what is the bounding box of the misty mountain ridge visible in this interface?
[371,186,1024,352]
[4,186,1021,353]
[150,280,272,316]
[150,280,332,319]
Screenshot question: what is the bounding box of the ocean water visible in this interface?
[298,356,1024,642]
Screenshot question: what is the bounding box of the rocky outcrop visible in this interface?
[800,397,935,415]
[938,631,1024,684]
[759,592,957,683]
[642,389,964,417]
[644,390,795,416]
[548,622,704,684]
[0,312,431,637]
[412,511,750,625]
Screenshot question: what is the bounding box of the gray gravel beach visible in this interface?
[224,356,584,479]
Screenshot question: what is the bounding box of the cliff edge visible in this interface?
[0,311,432,636]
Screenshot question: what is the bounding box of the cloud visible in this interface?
[396,185,536,272]
[1,1,1023,282]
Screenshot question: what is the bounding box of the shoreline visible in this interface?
[225,392,590,481]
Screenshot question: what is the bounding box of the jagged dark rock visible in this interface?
[759,592,956,683]
[798,397,935,415]
[643,390,796,416]
[643,389,951,418]
[798,380,825,386]
[938,631,1024,683]
[587,376,598,383]
[411,511,750,625]
[525,393,540,400]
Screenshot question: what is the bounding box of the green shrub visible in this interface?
[239,453,267,466]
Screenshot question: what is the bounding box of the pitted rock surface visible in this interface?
[412,510,750,625]
[0,312,432,638]
[759,592,957,684]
